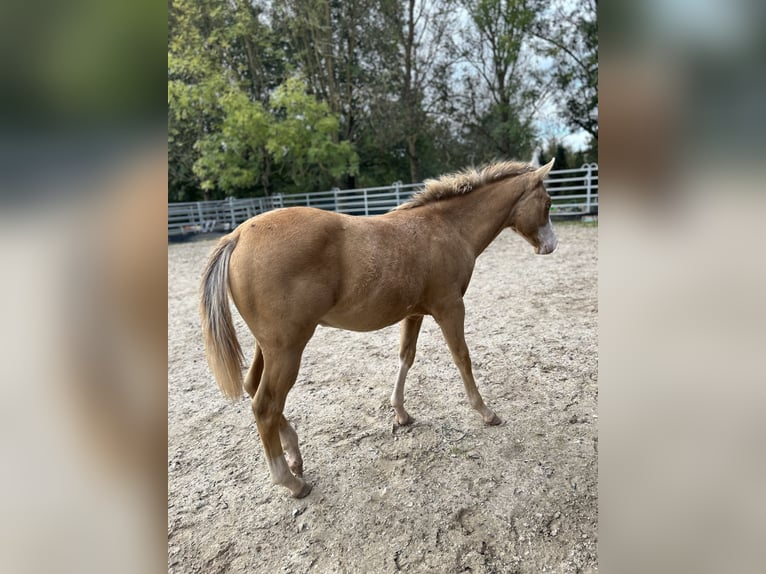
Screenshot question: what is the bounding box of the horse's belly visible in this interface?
[319,299,421,332]
[318,312,401,332]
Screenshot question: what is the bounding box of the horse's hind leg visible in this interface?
[244,343,264,399]
[252,345,312,498]
[391,315,424,425]
[279,416,303,477]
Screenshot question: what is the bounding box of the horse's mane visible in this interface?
[395,161,536,210]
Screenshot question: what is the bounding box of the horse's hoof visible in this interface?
[396,414,414,426]
[291,480,313,499]
[484,413,502,426]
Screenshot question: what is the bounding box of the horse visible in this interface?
[200,159,558,498]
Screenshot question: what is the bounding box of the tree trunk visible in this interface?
[262,154,271,196]
[407,135,420,183]
[404,0,420,184]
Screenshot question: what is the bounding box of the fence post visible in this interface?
[584,164,592,214]
[394,181,401,206]
[364,188,369,216]
[197,202,203,228]
[332,187,339,212]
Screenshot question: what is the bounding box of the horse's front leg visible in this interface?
[391,315,424,425]
[434,301,502,426]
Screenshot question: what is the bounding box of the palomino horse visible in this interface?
[200,159,558,498]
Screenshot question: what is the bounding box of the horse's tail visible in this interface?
[199,234,244,400]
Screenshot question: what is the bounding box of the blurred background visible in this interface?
[0,0,763,572]
[0,1,166,573]
[600,1,766,573]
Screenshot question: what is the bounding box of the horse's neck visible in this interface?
[435,180,524,256]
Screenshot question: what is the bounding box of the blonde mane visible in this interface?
[396,161,536,210]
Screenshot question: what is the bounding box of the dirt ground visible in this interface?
[168,222,598,574]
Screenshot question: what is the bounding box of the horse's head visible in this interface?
[509,159,558,255]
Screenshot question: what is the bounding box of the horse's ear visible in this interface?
[533,158,555,181]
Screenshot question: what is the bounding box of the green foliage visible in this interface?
[267,78,358,193]
[191,78,358,197]
[168,0,598,200]
[168,0,247,200]
[537,140,588,170]
[192,90,270,194]
[168,0,356,199]
[458,0,543,161]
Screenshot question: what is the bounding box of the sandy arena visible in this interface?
[168,221,597,573]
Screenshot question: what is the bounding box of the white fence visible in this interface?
[169,164,597,237]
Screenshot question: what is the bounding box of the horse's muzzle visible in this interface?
[536,220,558,255]
[537,239,558,255]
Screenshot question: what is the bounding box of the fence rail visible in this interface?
[168,164,597,237]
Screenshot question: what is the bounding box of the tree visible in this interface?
[534,0,598,158]
[536,139,589,171]
[168,0,276,199]
[168,0,596,200]
[168,0,224,201]
[266,77,358,194]
[457,0,546,162]
[169,1,357,199]
[191,90,271,196]
[192,77,358,197]
[375,0,460,182]
[272,0,447,186]
[452,0,545,161]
